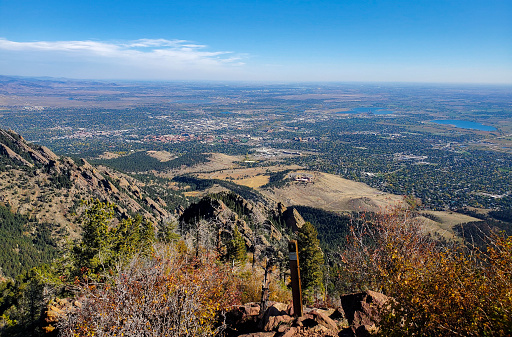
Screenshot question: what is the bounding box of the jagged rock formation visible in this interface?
[0,128,170,238]
[273,202,306,232]
[0,142,33,167]
[179,192,294,261]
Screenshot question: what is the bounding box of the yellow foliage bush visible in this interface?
[338,210,512,336]
[238,269,291,305]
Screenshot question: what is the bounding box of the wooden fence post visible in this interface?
[288,240,303,316]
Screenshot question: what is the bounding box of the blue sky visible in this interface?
[0,0,511,83]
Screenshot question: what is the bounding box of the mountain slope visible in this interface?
[0,129,174,239]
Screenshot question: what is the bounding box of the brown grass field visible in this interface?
[259,170,406,213]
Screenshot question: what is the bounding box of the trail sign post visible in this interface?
[288,240,303,316]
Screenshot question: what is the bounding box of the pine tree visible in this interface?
[72,199,156,277]
[226,226,247,264]
[297,221,324,292]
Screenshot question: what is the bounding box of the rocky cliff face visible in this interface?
[179,192,296,262]
[0,129,170,238]
[275,202,306,232]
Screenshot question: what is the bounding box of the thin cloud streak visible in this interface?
[0,38,509,83]
[0,38,246,80]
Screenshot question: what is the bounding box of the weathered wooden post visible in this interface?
[288,240,303,316]
[260,258,270,314]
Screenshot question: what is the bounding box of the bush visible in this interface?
[237,269,291,305]
[59,245,241,337]
[337,210,512,336]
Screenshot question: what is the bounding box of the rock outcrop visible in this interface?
[0,143,33,167]
[42,298,82,334]
[226,291,389,337]
[0,128,171,233]
[273,202,306,232]
[227,302,343,337]
[179,192,289,261]
[339,290,391,336]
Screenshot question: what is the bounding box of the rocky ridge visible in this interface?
[178,192,308,260]
[0,129,172,237]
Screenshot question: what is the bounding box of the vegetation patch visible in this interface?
[0,204,58,278]
[92,151,209,172]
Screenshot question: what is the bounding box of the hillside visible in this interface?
[260,170,406,213]
[0,128,187,277]
[0,129,175,232]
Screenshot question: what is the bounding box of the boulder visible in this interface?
[339,290,389,327]
[225,303,262,334]
[275,326,297,337]
[260,303,293,331]
[240,302,261,317]
[262,315,293,332]
[308,309,339,332]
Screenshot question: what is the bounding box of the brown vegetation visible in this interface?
[59,246,241,337]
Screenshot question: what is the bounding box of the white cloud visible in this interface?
[0,38,247,80]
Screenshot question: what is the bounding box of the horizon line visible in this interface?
[2,74,511,87]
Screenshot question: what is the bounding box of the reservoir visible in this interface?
[431,120,497,131]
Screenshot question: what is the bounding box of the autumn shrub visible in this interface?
[59,245,241,337]
[338,210,512,336]
[238,269,291,304]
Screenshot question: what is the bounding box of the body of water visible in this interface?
[431,120,497,131]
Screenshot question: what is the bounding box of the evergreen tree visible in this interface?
[226,226,247,264]
[157,220,180,243]
[297,222,324,293]
[72,199,156,278]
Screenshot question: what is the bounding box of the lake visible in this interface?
[431,120,497,131]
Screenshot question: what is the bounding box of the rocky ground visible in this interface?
[224,290,390,337]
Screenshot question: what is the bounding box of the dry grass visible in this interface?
[146,150,174,162]
[260,171,406,213]
[236,175,271,188]
[419,211,481,240]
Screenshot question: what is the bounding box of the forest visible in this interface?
[0,204,58,278]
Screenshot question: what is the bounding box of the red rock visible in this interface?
[276,326,298,337]
[263,315,294,331]
[339,290,390,327]
[309,309,339,332]
[240,302,261,316]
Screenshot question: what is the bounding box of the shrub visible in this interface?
[59,245,241,337]
[338,210,512,336]
[238,269,291,305]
